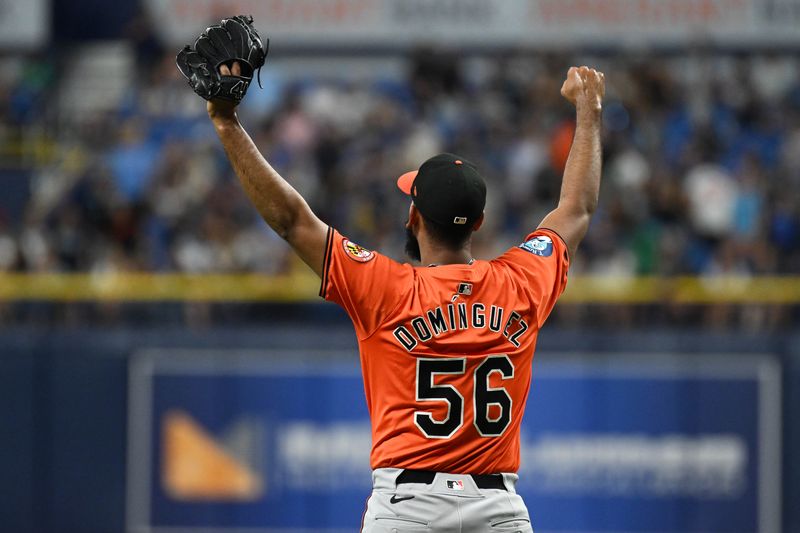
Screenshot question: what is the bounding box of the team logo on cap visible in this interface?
[343,240,375,263]
[519,235,554,257]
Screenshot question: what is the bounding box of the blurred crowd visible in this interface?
[1,45,800,285]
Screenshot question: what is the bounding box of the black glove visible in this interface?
[176,15,268,104]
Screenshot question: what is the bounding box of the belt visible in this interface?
[396,469,507,491]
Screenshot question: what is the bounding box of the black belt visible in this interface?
[396,469,506,491]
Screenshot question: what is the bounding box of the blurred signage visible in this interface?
[126,350,780,533]
[144,0,800,47]
[0,0,48,49]
[160,409,264,501]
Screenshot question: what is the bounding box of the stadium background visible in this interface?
[1,0,799,532]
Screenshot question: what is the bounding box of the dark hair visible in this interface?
[421,214,473,250]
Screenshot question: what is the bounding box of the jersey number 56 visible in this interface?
[415,355,513,439]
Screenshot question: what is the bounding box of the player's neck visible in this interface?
[419,238,474,266]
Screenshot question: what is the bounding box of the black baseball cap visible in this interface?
[397,153,486,227]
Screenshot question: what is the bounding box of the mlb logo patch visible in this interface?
[457,283,472,295]
[446,479,464,491]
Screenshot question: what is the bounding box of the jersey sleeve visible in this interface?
[319,227,412,339]
[495,228,570,328]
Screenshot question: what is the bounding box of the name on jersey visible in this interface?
[392,303,529,351]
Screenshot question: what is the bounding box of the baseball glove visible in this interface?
[176,15,268,104]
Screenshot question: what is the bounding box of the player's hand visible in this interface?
[561,66,605,114]
[207,62,241,122]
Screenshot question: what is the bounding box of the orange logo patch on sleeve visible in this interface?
[343,239,375,263]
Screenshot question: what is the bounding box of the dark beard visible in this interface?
[405,227,421,262]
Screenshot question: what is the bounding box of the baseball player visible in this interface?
[178,16,604,533]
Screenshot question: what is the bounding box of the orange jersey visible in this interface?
[320,227,569,474]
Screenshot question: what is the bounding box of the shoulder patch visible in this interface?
[343,239,375,263]
[519,235,554,257]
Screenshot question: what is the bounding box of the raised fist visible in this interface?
[561,66,605,113]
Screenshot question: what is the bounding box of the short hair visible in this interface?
[421,214,473,250]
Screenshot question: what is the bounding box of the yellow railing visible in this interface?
[560,276,800,304]
[0,272,320,302]
[1,273,800,303]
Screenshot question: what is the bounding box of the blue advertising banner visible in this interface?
[126,351,781,533]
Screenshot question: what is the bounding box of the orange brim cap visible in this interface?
[397,170,418,195]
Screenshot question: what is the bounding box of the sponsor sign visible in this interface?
[143,0,800,47]
[127,350,780,532]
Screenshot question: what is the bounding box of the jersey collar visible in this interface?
[427,259,475,267]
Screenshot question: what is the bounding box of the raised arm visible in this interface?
[206,63,328,276]
[538,66,605,259]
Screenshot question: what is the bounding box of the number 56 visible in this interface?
[415,355,514,439]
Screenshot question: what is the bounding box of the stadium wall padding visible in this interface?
[1,325,798,533]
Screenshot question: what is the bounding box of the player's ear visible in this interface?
[472,212,485,231]
[406,203,419,230]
